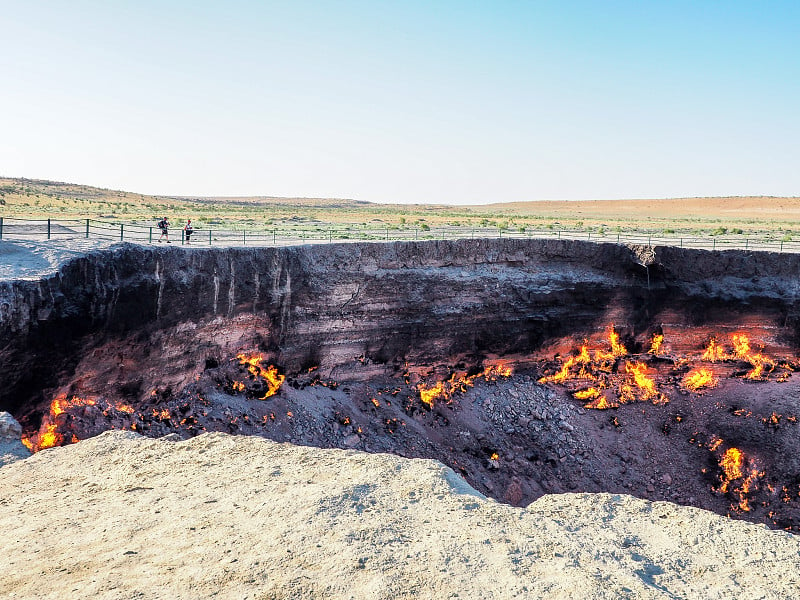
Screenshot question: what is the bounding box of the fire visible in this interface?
[648,334,664,355]
[715,446,764,512]
[573,387,601,400]
[152,408,171,420]
[702,338,727,362]
[23,393,98,452]
[683,368,719,391]
[418,363,513,408]
[608,324,627,358]
[231,381,245,392]
[419,380,447,408]
[701,334,776,379]
[236,353,285,399]
[584,394,617,410]
[618,362,667,405]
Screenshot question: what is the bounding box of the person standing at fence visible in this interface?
[157,216,171,242]
[184,219,193,244]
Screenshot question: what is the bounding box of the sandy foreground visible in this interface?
[1,431,799,599]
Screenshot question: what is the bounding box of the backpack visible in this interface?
[158,219,166,230]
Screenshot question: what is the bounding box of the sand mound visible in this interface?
[2,431,799,599]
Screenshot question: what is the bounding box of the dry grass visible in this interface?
[2,177,799,236]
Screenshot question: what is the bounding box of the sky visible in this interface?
[1,1,799,204]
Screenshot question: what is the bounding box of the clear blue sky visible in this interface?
[2,1,798,204]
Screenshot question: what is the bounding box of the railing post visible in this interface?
[0,217,3,240]
[86,219,90,238]
[149,227,153,243]
[385,228,389,241]
[47,218,51,239]
[648,235,651,246]
[209,229,212,245]
[745,237,749,250]
[415,229,418,240]
[617,232,620,243]
[558,230,561,240]
[120,224,124,241]
[781,240,784,252]
[713,238,716,250]
[588,231,591,242]
[181,229,185,245]
[243,230,246,245]
[329,229,332,243]
[273,229,276,245]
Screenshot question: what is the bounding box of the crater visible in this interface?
[3,238,800,531]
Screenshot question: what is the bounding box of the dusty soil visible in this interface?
[485,196,800,222]
[2,430,800,600]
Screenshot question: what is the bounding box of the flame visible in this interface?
[683,368,719,391]
[715,446,764,512]
[608,324,628,358]
[152,408,171,420]
[619,362,667,405]
[419,380,447,408]
[648,334,664,355]
[702,338,727,362]
[236,353,285,399]
[573,387,601,400]
[584,394,617,410]
[231,381,245,392]
[418,363,513,408]
[539,342,595,384]
[490,452,499,461]
[24,394,99,452]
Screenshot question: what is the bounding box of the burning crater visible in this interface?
[3,239,800,531]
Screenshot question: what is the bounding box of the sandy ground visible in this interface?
[0,239,117,280]
[2,430,799,599]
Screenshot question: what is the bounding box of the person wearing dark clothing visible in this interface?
[157,217,171,243]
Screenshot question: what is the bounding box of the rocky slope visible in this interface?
[1,430,799,600]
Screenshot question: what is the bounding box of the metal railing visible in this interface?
[1,216,800,253]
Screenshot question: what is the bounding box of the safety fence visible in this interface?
[1,216,800,253]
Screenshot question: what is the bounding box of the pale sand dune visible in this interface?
[1,431,798,599]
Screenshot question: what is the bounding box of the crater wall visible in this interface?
[2,238,799,413]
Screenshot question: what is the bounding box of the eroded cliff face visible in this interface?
[2,239,800,415]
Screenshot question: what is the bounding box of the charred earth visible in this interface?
[3,238,800,532]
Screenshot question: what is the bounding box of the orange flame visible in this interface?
[608,324,628,358]
[619,362,667,405]
[419,363,513,408]
[683,368,719,391]
[23,393,99,452]
[573,387,601,400]
[236,353,285,399]
[702,338,727,362]
[715,446,764,512]
[648,334,664,355]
